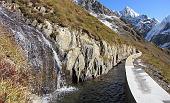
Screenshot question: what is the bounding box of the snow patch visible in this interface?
[89,12,119,32]
[120,6,139,18]
[160,42,170,48]
[145,15,170,41]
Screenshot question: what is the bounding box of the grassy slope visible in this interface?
[0,27,27,70]
[0,25,29,102]
[139,42,170,82]
[15,0,170,83]
[16,0,123,44]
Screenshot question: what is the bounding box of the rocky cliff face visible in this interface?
[75,1,158,38]
[118,6,158,37]
[145,15,170,49]
[74,0,115,16]
[118,6,139,18]
[0,1,137,95]
[53,26,137,83]
[75,0,142,42]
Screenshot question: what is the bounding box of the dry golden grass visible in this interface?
[0,26,27,71]
[16,0,124,44]
[135,41,170,82]
[0,79,28,103]
[121,33,170,83]
[0,25,29,103]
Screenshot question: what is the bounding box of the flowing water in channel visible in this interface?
[0,5,131,103]
[53,61,128,103]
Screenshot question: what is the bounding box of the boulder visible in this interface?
[39,6,46,14]
[32,20,38,27]
[42,20,53,37]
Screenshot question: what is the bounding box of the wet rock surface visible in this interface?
[0,5,61,95]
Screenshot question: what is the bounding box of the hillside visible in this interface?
[16,0,124,44]
[74,0,170,83]
[0,25,29,102]
[0,0,170,102]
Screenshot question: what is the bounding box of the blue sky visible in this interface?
[98,0,170,21]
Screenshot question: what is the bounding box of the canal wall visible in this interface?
[125,52,170,103]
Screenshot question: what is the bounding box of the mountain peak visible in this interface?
[125,6,132,10]
[120,6,139,18]
[74,0,96,4]
[163,15,170,23]
[145,15,170,41]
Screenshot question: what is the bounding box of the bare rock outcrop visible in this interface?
[0,1,137,95]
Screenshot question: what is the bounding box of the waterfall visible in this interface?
[38,30,77,102]
[0,6,77,101]
[39,30,65,90]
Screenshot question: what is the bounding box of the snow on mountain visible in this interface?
[75,0,141,35]
[146,15,170,41]
[89,12,120,32]
[118,7,158,37]
[160,42,170,49]
[74,0,124,33]
[73,0,81,3]
[119,6,139,18]
[75,0,158,39]
[75,0,115,16]
[145,15,170,49]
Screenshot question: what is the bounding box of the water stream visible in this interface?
[0,6,76,96]
[52,61,128,103]
[0,5,132,103]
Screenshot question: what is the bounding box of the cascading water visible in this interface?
[0,5,76,101]
[38,29,67,90]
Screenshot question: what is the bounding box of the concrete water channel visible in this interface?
[52,52,170,103]
[53,61,135,103]
[125,53,170,103]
